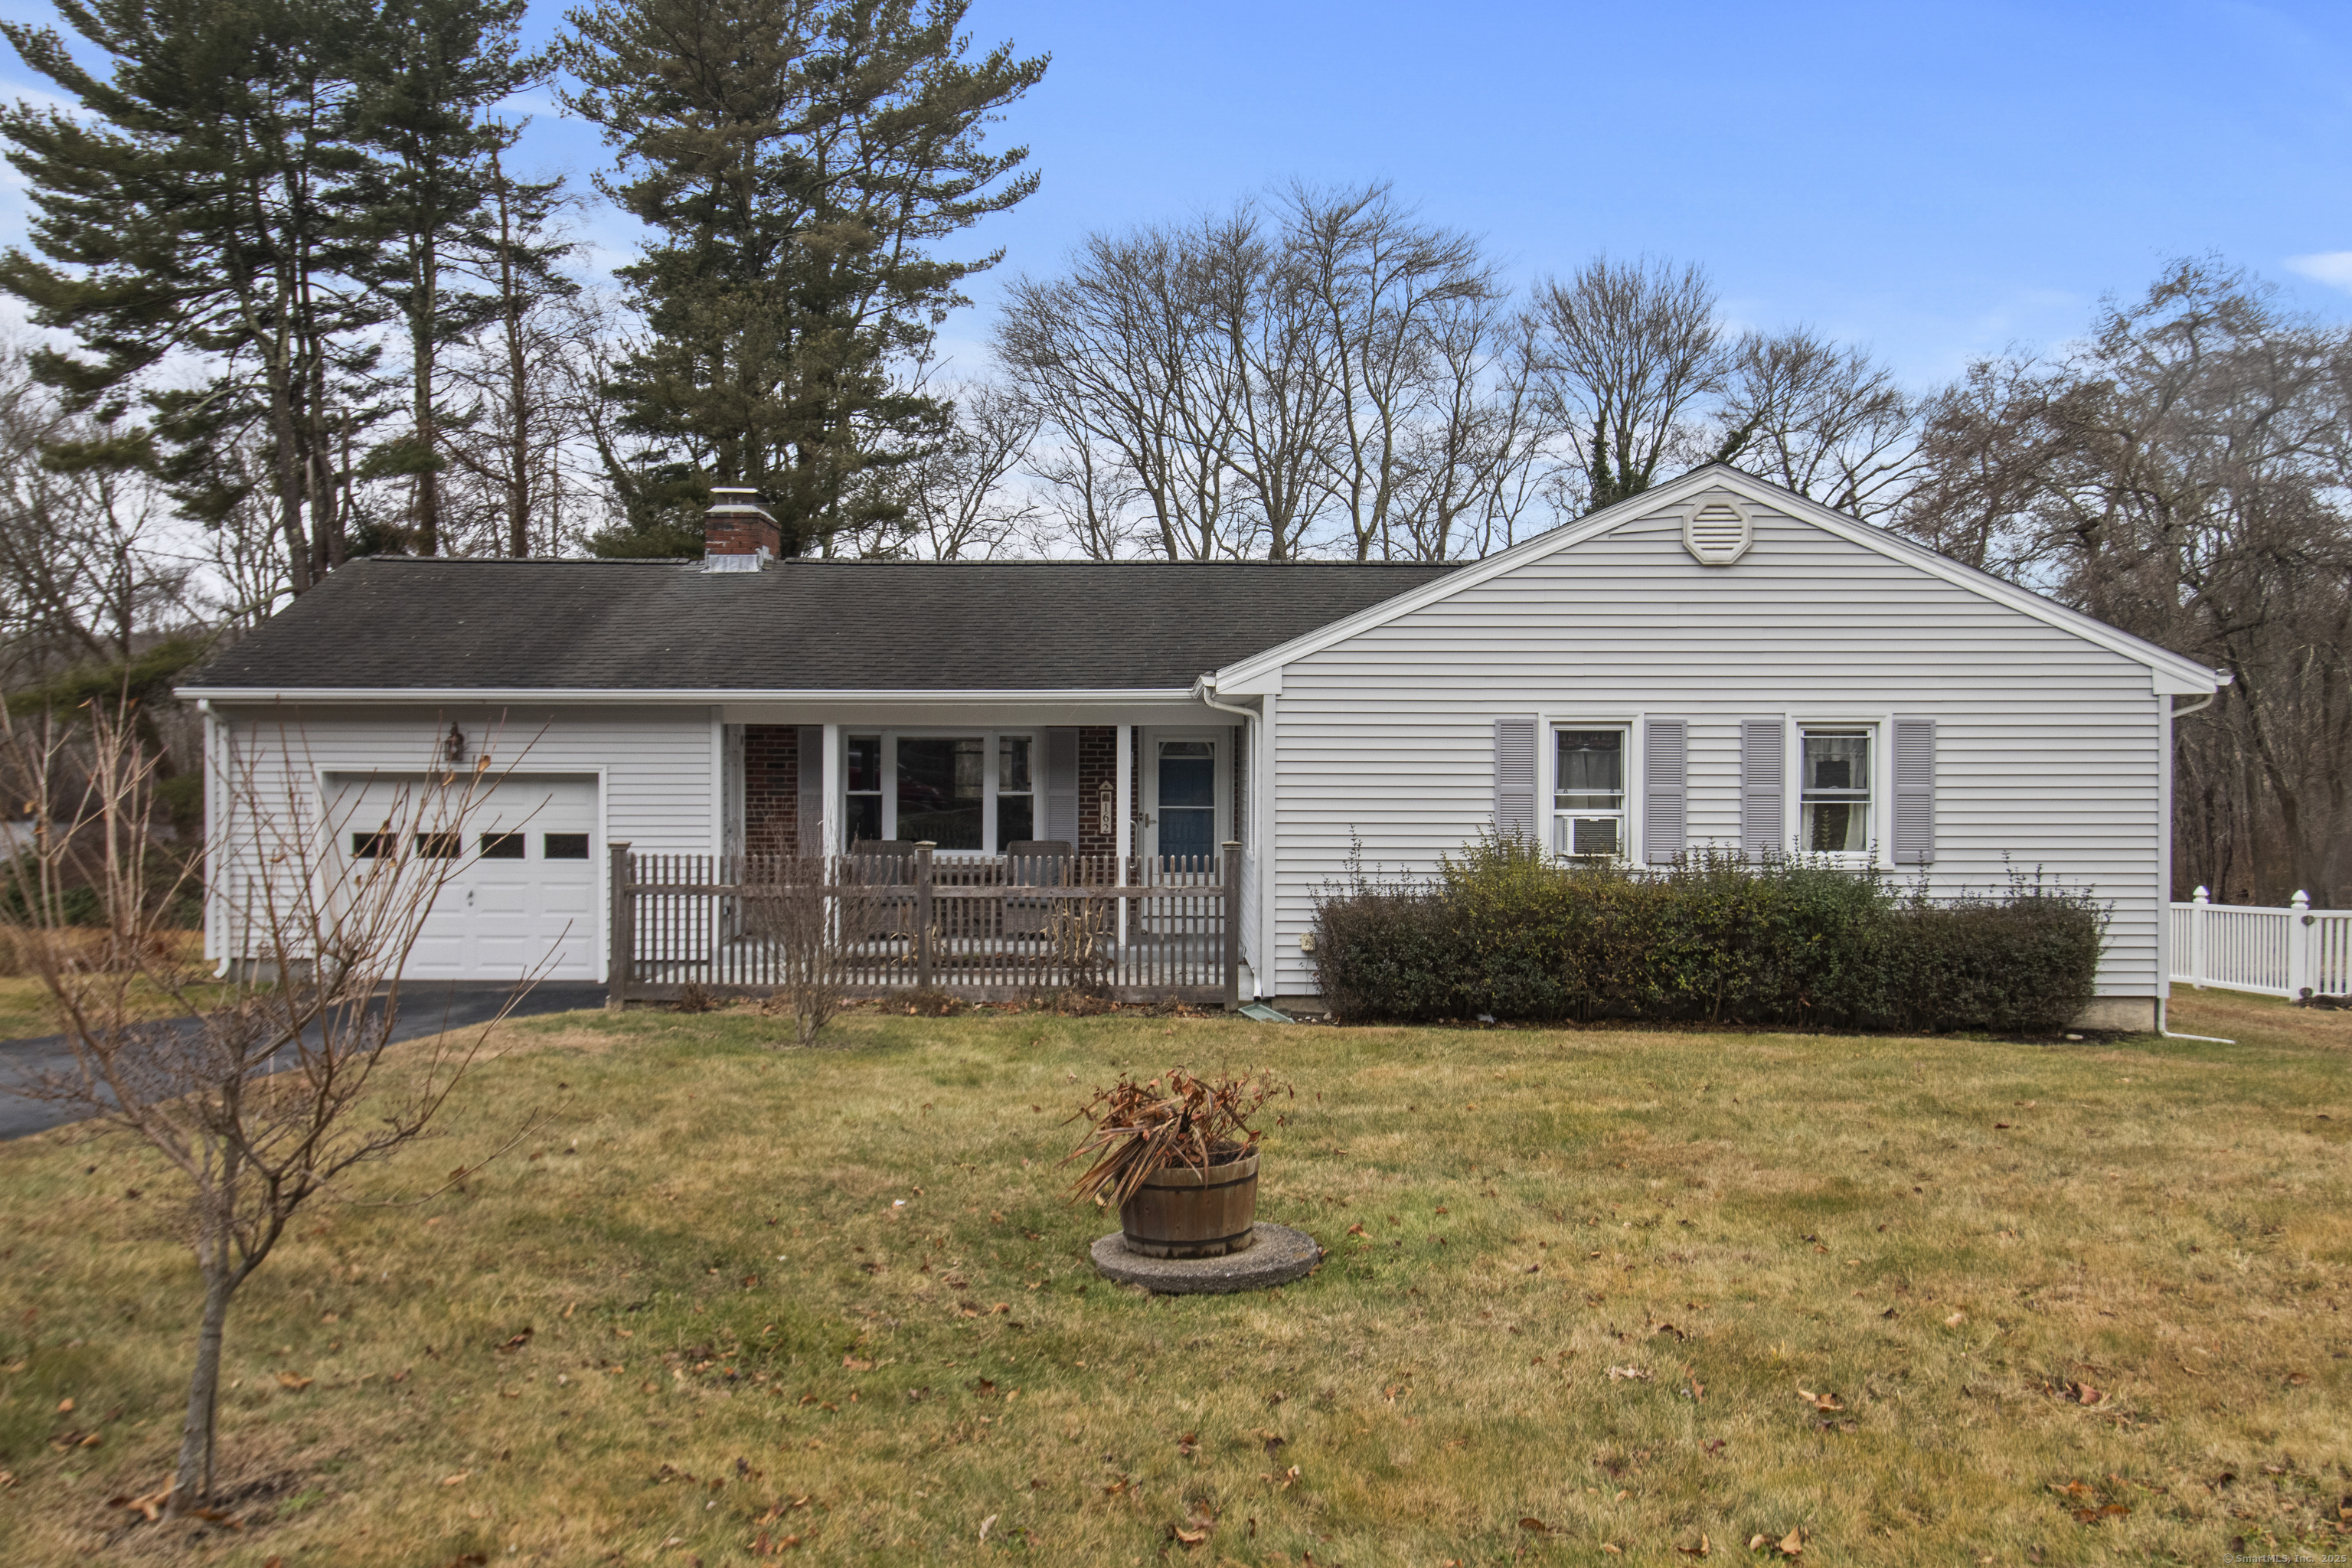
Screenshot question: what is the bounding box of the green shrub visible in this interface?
[1312,838,2103,1034]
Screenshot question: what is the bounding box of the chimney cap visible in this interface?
[706,485,772,513]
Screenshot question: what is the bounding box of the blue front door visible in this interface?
[1157,740,1216,867]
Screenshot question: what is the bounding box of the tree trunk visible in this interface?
[413,226,441,557]
[170,1263,236,1510]
[494,162,531,558]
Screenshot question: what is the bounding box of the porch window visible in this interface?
[838,731,1040,852]
[845,734,883,846]
[998,736,1034,844]
[1801,729,1872,854]
[1553,728,1626,860]
[897,737,985,849]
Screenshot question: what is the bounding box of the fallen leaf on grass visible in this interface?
[1518,1517,1551,1534]
[1676,1536,1711,1557]
[440,1472,469,1486]
[1943,1312,1966,1327]
[1168,1499,1217,1546]
[841,1357,874,1371]
[495,1328,534,1352]
[108,1481,175,1521]
[979,1514,998,1544]
[1795,1387,1842,1412]
[2058,1380,2105,1406]
[1176,1432,1199,1458]
[1606,1365,1651,1381]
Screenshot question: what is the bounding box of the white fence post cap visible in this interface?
[2292,890,2311,910]
[2192,886,2210,904]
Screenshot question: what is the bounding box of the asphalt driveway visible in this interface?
[0,981,609,1141]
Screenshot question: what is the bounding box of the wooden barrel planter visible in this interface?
[1119,1148,1259,1258]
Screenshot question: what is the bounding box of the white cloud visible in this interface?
[2285,252,2352,293]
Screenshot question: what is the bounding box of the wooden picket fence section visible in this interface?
[606,842,1240,1008]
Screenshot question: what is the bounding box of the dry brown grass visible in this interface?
[0,992,2346,1565]
[0,929,213,1040]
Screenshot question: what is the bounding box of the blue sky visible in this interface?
[5,0,2350,387]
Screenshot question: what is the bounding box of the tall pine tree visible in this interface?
[559,0,1045,556]
[349,0,555,555]
[0,0,385,591]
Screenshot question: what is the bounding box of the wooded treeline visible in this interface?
[0,0,2344,903]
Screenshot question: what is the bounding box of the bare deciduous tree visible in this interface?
[900,377,1040,560]
[1532,255,1723,514]
[1896,259,2352,905]
[997,225,1248,560]
[1711,327,1917,519]
[0,704,538,1514]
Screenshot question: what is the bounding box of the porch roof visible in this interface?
[182,557,1459,696]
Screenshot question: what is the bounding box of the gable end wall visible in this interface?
[1265,492,2164,1007]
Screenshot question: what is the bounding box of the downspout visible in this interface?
[1194,676,1263,998]
[2160,684,2230,1040]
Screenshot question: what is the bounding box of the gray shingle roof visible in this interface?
[183,557,1461,693]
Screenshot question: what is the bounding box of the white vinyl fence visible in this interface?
[2170,887,2352,998]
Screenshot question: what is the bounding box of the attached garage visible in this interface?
[329,773,602,980]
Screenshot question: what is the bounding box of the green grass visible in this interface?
[0,991,2347,1565]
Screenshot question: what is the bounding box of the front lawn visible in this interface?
[1,995,2346,1564]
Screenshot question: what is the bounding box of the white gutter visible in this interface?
[177,685,1206,705]
[1190,675,1258,724]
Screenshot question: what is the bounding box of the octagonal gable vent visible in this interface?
[1683,498,1751,564]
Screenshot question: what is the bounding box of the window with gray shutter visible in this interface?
[1740,717,1785,857]
[795,726,824,854]
[1041,728,1080,845]
[1643,719,1687,864]
[1892,717,1936,865]
[1493,717,1537,841]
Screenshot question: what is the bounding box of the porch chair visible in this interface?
[1001,838,1075,938]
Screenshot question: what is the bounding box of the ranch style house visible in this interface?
[178,465,2223,1028]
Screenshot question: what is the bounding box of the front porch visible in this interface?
[609,844,1245,1007]
[711,706,1268,990]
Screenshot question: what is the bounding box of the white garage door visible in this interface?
[332,774,601,980]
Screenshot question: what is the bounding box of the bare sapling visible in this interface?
[0,702,544,1517]
[753,854,875,1045]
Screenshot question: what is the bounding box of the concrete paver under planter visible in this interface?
[1089,1223,1320,1294]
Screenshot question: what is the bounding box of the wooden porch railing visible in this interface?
[606,841,1240,1010]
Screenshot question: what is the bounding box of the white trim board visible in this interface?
[1206,465,2226,698]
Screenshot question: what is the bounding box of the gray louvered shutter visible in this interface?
[1643,719,1687,865]
[795,726,824,854]
[1493,717,1537,843]
[1041,727,1080,844]
[1892,717,1936,865]
[1740,718,1785,858]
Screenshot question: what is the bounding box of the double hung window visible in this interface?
[1552,728,1627,860]
[998,737,1034,843]
[841,731,1039,852]
[1800,729,1873,855]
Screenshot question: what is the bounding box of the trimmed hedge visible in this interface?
[1311,838,2104,1034]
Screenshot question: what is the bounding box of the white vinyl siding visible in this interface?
[204,703,717,972]
[1264,487,2165,1002]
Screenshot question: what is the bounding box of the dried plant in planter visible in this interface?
[1064,1067,1292,1208]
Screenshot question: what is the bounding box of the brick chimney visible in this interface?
[704,487,779,570]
